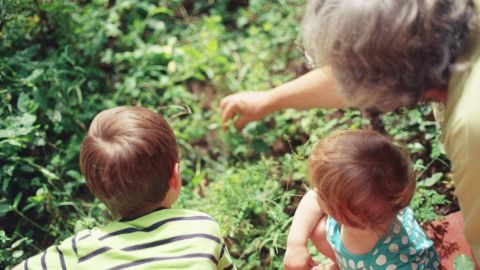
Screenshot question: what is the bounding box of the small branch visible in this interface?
[13,208,49,233]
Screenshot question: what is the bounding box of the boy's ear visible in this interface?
[168,163,181,191]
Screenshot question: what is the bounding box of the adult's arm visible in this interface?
[220,66,347,130]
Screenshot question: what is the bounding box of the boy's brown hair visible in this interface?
[308,130,415,230]
[80,106,179,219]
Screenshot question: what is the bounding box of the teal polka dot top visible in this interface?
[326,208,440,270]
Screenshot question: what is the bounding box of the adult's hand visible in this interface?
[220,67,344,131]
[220,91,273,130]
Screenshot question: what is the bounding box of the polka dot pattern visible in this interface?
[389,243,399,253]
[324,209,440,270]
[386,264,397,270]
[401,236,408,245]
[393,224,401,234]
[349,259,356,269]
[383,236,392,244]
[376,255,387,266]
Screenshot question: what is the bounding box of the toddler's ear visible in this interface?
[168,163,181,191]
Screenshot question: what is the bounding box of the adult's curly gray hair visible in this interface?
[301,0,479,111]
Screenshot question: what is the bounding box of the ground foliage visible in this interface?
[0,0,452,268]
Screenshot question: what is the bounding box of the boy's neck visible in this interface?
[159,190,177,209]
[119,206,169,222]
[119,188,179,221]
[122,198,175,221]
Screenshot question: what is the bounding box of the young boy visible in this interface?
[14,106,235,270]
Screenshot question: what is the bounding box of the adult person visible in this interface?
[220,0,480,262]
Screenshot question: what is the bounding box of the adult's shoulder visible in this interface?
[443,39,480,151]
[442,48,480,196]
[441,82,480,176]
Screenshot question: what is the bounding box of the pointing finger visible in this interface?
[222,102,238,126]
[220,96,232,109]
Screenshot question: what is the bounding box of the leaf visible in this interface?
[148,20,166,31]
[191,172,206,187]
[66,170,83,182]
[2,175,10,193]
[24,68,44,83]
[19,113,36,127]
[25,161,59,180]
[13,192,22,209]
[32,88,47,109]
[12,250,24,258]
[17,93,33,112]
[0,127,35,139]
[0,204,12,218]
[454,254,474,270]
[11,237,28,249]
[419,172,443,187]
[0,129,14,138]
[124,77,137,93]
[0,230,8,243]
[47,109,62,123]
[75,85,83,104]
[150,6,173,16]
[38,166,59,180]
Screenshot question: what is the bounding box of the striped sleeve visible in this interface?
[20,235,78,270]
[217,240,235,270]
[211,219,235,270]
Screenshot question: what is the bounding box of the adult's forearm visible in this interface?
[265,66,346,114]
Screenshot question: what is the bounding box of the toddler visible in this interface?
[284,130,439,270]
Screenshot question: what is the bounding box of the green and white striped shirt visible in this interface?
[21,208,235,270]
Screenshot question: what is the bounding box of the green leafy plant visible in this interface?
[409,187,447,223]
[454,254,475,270]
